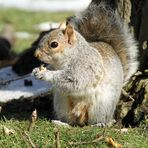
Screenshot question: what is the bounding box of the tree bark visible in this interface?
[128,0,148,71]
[91,0,148,127]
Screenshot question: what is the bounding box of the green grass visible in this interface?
[0,8,148,148]
[0,8,73,53]
[0,118,148,148]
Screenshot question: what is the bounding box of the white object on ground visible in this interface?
[51,120,70,127]
[15,32,32,39]
[34,22,60,31]
[0,66,52,103]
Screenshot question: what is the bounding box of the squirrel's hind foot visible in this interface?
[91,119,116,128]
[51,120,70,127]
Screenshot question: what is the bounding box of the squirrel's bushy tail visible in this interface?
[67,2,138,84]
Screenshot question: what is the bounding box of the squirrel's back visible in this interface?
[67,2,138,84]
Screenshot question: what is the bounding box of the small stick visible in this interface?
[102,125,107,137]
[102,112,109,136]
[106,137,122,148]
[69,136,104,146]
[0,74,30,86]
[28,109,37,131]
[20,134,31,148]
[24,131,36,148]
[122,89,134,101]
[54,127,61,148]
[16,128,30,148]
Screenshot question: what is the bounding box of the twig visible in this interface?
[16,128,31,148]
[121,89,135,101]
[102,112,109,136]
[24,131,36,148]
[102,124,107,137]
[144,81,148,88]
[20,134,31,148]
[0,74,30,86]
[69,136,104,146]
[54,127,61,148]
[28,109,37,131]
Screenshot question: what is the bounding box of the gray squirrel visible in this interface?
[32,2,138,126]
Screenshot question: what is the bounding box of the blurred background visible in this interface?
[0,0,91,53]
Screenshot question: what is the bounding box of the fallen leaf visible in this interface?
[106,137,122,148]
[54,127,60,148]
[3,126,15,135]
[31,109,37,122]
[120,128,128,134]
[28,109,37,131]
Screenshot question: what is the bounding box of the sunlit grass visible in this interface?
[0,117,148,147]
[0,8,73,53]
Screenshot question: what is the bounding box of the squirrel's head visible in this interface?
[34,22,77,67]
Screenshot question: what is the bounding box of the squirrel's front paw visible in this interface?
[32,67,46,80]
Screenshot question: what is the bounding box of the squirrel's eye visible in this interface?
[50,41,58,48]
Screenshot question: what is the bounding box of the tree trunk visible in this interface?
[134,0,148,71]
[91,0,148,127]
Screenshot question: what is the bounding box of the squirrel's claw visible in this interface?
[32,67,46,80]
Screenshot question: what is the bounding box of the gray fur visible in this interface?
[32,2,138,126]
[68,2,139,84]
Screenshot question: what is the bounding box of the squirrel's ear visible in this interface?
[58,22,66,29]
[64,24,76,44]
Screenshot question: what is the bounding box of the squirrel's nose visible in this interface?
[34,49,41,58]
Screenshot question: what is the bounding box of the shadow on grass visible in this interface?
[0,94,54,121]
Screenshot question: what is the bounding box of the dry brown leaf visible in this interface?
[54,127,61,148]
[3,126,15,136]
[31,109,37,122]
[28,109,37,131]
[120,128,128,134]
[115,128,129,134]
[106,137,122,148]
